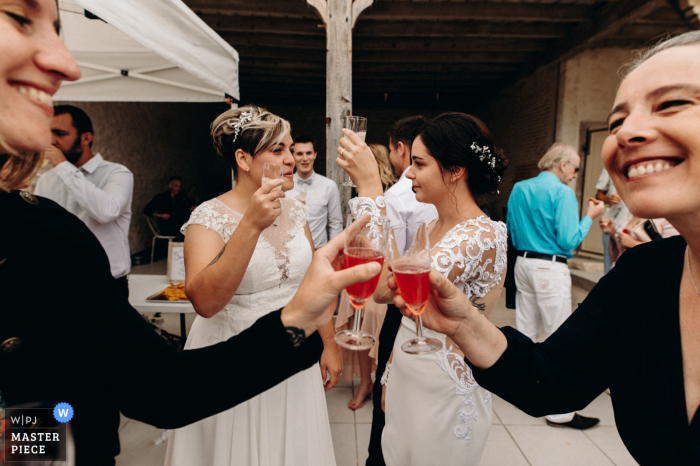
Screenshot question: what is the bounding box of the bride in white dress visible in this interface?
[165,106,338,466]
[338,113,508,466]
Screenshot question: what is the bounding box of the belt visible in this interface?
[517,250,568,264]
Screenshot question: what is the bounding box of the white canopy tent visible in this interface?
[55,0,239,103]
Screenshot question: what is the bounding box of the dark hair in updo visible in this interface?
[414,112,507,197]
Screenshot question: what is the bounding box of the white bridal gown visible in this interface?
[164,197,336,466]
[382,216,507,466]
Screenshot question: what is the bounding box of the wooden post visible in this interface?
[308,0,373,217]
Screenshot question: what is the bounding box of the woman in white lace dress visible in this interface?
[165,106,339,466]
[338,113,508,466]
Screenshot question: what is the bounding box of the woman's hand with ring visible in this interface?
[336,129,383,198]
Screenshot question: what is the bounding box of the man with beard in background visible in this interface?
[35,105,134,298]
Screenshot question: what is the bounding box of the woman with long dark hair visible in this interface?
[336,113,508,465]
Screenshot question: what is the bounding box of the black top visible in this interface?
[0,190,322,465]
[469,235,700,465]
[143,190,195,236]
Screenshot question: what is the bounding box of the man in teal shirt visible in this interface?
[507,143,605,430]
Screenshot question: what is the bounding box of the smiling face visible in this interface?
[602,44,700,221]
[0,0,81,153]
[292,141,316,178]
[406,136,452,204]
[248,134,296,191]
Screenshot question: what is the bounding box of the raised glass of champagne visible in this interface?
[340,116,367,188]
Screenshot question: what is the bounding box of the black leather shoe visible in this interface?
[546,413,600,430]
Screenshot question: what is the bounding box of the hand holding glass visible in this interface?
[389,223,442,354]
[334,214,389,350]
[340,116,367,188]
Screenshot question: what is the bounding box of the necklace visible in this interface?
[686,248,700,295]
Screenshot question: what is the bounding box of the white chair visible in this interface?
[146,216,176,263]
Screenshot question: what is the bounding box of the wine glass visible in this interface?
[335,214,390,350]
[389,222,442,355]
[340,116,367,188]
[262,162,285,226]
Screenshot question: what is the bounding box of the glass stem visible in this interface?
[353,307,363,333]
[416,315,425,339]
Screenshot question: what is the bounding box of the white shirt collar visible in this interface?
[79,153,103,174]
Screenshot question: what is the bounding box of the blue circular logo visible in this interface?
[53,402,74,423]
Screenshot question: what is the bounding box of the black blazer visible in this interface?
[468,235,700,465]
[0,191,322,465]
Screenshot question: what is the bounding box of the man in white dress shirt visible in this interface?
[288,135,343,249]
[366,116,438,466]
[35,105,134,297]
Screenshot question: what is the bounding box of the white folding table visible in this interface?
[128,274,195,341]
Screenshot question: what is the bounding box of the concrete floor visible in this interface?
[119,260,638,466]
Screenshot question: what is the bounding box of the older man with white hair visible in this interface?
[507,143,605,430]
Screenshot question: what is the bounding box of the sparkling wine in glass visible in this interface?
[389,222,442,355]
[340,116,367,188]
[299,190,307,201]
[262,162,285,191]
[262,162,285,226]
[335,214,390,350]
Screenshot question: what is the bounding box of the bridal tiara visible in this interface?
[230,111,254,143]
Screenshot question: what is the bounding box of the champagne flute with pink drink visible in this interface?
[389,222,442,354]
[334,214,390,350]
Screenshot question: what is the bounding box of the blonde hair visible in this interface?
[623,31,700,78]
[369,144,398,191]
[0,137,44,192]
[210,105,291,180]
[537,143,577,171]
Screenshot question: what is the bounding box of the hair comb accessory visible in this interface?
[230,111,254,143]
[471,142,497,169]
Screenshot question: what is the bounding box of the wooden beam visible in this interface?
[547,0,669,62]
[353,36,552,52]
[185,0,319,19]
[219,33,552,53]
[354,62,520,73]
[353,19,570,38]
[200,14,325,36]
[354,50,534,63]
[219,32,326,50]
[359,2,594,22]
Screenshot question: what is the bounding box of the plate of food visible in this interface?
[146,283,189,302]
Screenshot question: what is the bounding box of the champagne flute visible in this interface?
[340,116,367,188]
[262,162,285,190]
[262,162,285,226]
[389,222,442,355]
[335,214,390,350]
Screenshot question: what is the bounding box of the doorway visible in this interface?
[578,126,608,256]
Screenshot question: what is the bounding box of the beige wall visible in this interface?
[555,47,634,150]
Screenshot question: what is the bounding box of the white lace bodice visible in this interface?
[181,197,312,335]
[430,216,507,299]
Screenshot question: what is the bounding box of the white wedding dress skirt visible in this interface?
[165,198,336,466]
[382,318,492,466]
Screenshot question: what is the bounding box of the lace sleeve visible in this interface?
[349,196,386,218]
[181,200,241,243]
[348,196,387,248]
[432,218,507,299]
